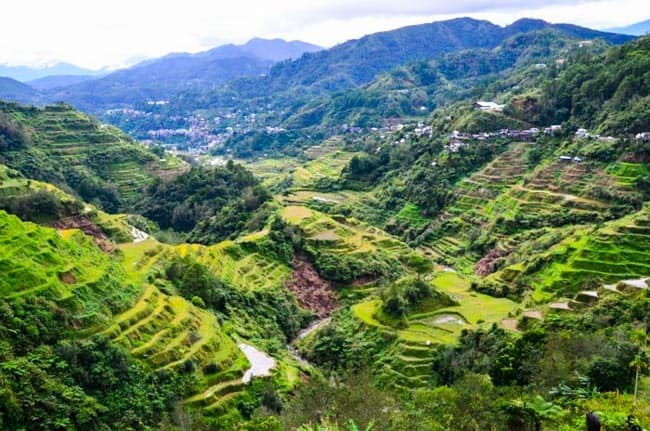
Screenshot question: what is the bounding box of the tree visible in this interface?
[630,326,648,405]
[406,254,434,280]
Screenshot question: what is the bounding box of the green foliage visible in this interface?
[279,371,396,430]
[0,188,83,223]
[0,111,31,150]
[539,36,650,134]
[381,277,433,317]
[0,102,167,212]
[165,254,232,312]
[142,161,270,243]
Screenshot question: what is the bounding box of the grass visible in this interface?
[351,270,516,387]
[0,211,138,323]
[352,272,516,342]
[280,205,410,258]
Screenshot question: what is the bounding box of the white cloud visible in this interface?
[0,0,646,69]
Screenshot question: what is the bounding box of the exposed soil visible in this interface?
[58,271,77,284]
[148,162,191,181]
[622,152,650,163]
[285,256,338,318]
[52,216,115,253]
[501,318,519,331]
[474,247,509,276]
[522,310,543,320]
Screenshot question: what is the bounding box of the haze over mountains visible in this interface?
[0,61,103,82]
[0,38,321,107]
[0,18,633,113]
[606,18,650,35]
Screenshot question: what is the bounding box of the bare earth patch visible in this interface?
[58,271,77,285]
[285,256,338,318]
[475,247,509,276]
[312,230,339,241]
[501,318,519,331]
[52,216,114,253]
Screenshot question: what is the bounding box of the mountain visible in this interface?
[47,38,323,111]
[0,77,42,104]
[27,74,96,90]
[606,19,650,35]
[280,29,606,130]
[0,61,101,82]
[39,18,633,115]
[239,37,323,61]
[229,17,634,98]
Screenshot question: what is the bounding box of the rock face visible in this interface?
[52,216,114,253]
[285,256,338,318]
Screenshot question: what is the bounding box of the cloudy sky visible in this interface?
[1,0,647,69]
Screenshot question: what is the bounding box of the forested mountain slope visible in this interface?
[229,17,631,98]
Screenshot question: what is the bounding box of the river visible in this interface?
[286,317,331,366]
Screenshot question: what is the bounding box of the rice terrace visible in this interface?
[0,3,648,431]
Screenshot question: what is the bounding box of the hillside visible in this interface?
[238,38,323,62]
[606,19,650,36]
[0,77,43,105]
[0,61,101,82]
[232,18,631,98]
[127,18,632,156]
[46,38,321,111]
[281,29,606,129]
[27,74,96,91]
[0,101,187,211]
[0,210,263,428]
[0,19,648,431]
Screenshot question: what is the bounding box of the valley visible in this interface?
[0,13,648,431]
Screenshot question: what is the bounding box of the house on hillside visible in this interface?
[544,125,562,135]
[575,128,589,138]
[445,141,467,153]
[473,101,505,112]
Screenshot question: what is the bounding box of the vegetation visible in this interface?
[141,161,270,243]
[0,20,648,431]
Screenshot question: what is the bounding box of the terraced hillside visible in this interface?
[100,282,250,412]
[345,271,516,388]
[120,236,292,293]
[421,140,645,277]
[281,205,409,261]
[0,163,146,245]
[421,143,531,268]
[524,205,650,297]
[244,138,361,191]
[0,210,136,322]
[0,101,187,208]
[0,210,257,414]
